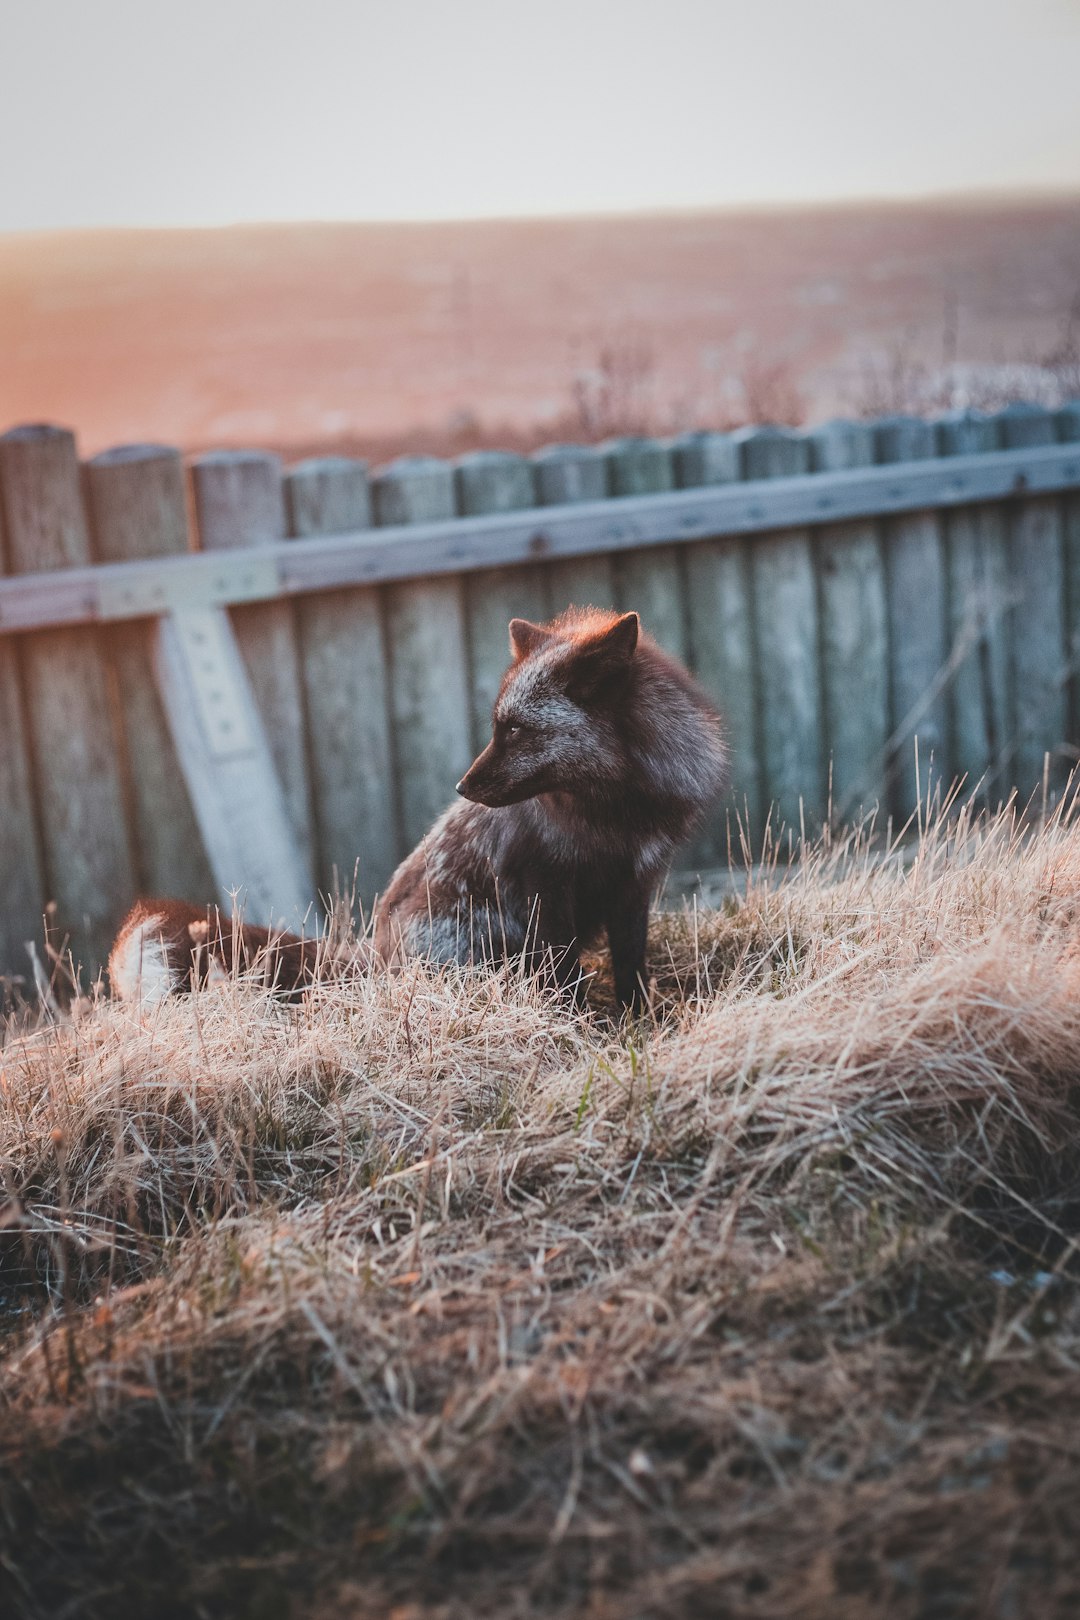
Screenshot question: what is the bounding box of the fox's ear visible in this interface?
[566,612,639,697]
[509,617,553,661]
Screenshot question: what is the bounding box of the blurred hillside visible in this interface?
[1,194,1079,461]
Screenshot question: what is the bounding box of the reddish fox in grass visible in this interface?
[108,898,322,1005]
[375,608,728,1010]
[110,609,727,1012]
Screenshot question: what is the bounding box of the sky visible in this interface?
[1,0,1079,233]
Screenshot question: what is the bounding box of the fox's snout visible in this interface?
[456,740,531,807]
[456,753,503,806]
[455,742,491,801]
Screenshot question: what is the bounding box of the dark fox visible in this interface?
[376,608,728,1010]
[108,610,726,1011]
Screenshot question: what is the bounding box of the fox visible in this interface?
[108,609,727,1013]
[375,608,728,1011]
[108,897,322,1004]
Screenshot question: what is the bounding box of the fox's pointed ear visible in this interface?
[566,612,640,697]
[509,617,553,661]
[601,611,639,660]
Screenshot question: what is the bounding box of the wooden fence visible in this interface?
[1,400,1080,987]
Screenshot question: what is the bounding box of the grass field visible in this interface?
[4,197,1080,459]
[3,801,1080,1618]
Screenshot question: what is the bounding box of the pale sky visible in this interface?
[2,0,1079,232]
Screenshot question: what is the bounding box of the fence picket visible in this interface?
[740,426,823,839]
[811,420,888,822]
[0,426,135,974]
[676,431,752,859]
[0,473,45,987]
[533,444,615,611]
[996,403,1068,802]
[190,450,315,884]
[375,457,471,851]
[607,438,687,659]
[936,410,1009,805]
[875,415,947,823]
[1058,401,1080,762]
[84,444,216,901]
[285,457,397,902]
[458,451,544,749]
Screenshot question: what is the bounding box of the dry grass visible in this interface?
[4,802,1080,1618]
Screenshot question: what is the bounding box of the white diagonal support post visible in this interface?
[153,607,312,928]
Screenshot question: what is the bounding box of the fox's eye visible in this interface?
[506,724,521,738]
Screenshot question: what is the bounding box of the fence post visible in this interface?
[190,450,315,882]
[810,419,888,822]
[84,444,217,902]
[936,409,1008,805]
[1058,400,1080,758]
[605,437,689,661]
[457,450,544,750]
[675,431,753,859]
[875,415,947,824]
[375,456,471,851]
[738,425,823,842]
[285,457,397,903]
[532,444,615,611]
[0,425,135,976]
[0,470,46,988]
[996,402,1068,803]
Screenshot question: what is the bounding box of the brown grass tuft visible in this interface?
[4,802,1080,1617]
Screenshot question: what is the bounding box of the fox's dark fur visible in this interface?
[107,610,727,1012]
[376,608,728,1010]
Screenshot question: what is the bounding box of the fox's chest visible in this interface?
[480,798,676,902]
[536,806,675,880]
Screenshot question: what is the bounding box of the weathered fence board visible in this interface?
[376,457,471,852]
[675,431,749,859]
[191,451,315,881]
[0,426,134,973]
[875,416,948,823]
[742,426,823,835]
[458,451,546,750]
[1059,401,1080,759]
[684,534,760,857]
[0,586,44,984]
[84,444,216,901]
[937,411,1010,804]
[998,403,1068,801]
[608,438,688,660]
[285,457,397,901]
[533,444,615,611]
[672,430,742,492]
[810,420,888,821]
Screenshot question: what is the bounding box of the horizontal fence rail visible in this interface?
[1,401,1079,989]
[1,442,1078,633]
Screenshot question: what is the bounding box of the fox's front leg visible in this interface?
[549,937,586,1004]
[534,909,585,1005]
[606,884,651,1013]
